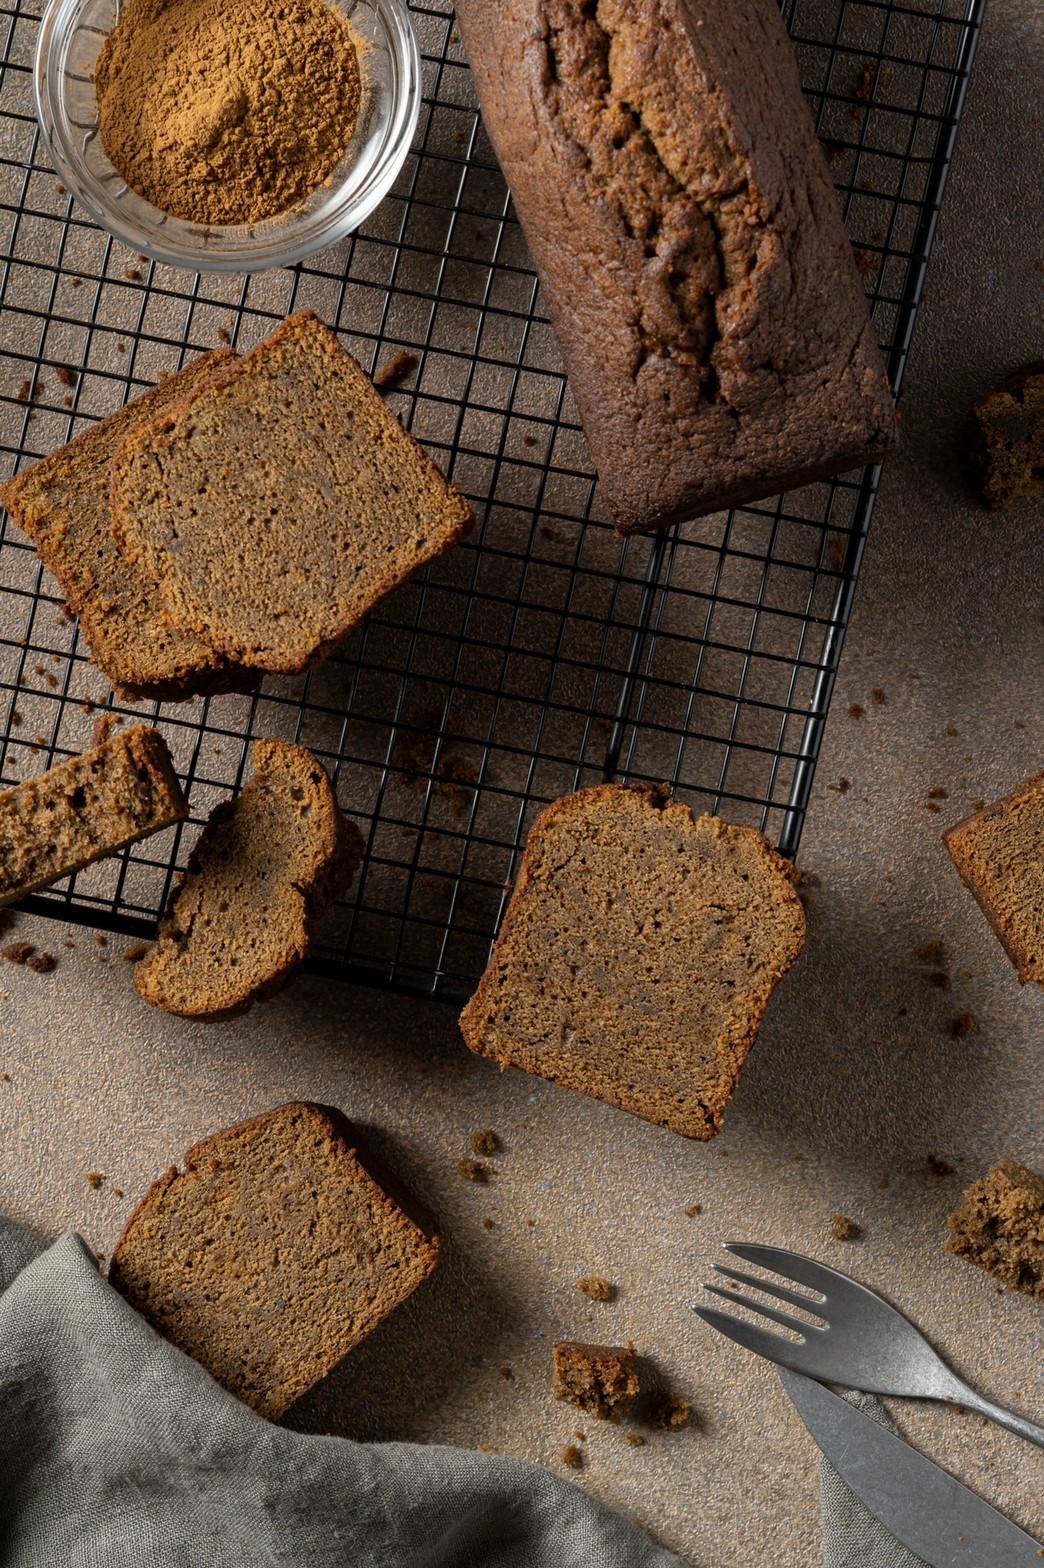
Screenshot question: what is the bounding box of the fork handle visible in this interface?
[951,1385,1044,1450]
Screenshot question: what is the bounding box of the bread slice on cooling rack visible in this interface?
[110,310,474,675]
[134,740,362,1020]
[109,1102,440,1419]
[460,783,806,1139]
[0,724,187,906]
[0,351,255,702]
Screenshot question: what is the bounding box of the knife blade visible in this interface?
[779,1367,1043,1568]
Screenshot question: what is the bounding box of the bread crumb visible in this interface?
[649,1393,690,1430]
[578,1276,615,1302]
[55,366,76,387]
[927,1154,956,1177]
[926,970,950,991]
[684,1203,702,1217]
[458,1158,489,1183]
[950,1013,976,1039]
[499,1365,513,1381]
[2,942,36,965]
[831,1213,860,1241]
[125,267,143,282]
[561,1444,583,1469]
[872,687,887,705]
[0,1071,11,1083]
[95,935,108,948]
[945,722,958,736]
[916,940,945,965]
[374,350,419,390]
[471,1128,499,1157]
[626,1433,646,1447]
[26,951,56,973]
[218,327,232,344]
[927,786,948,800]
[86,1171,105,1189]
[848,703,864,718]
[832,777,851,795]
[482,1217,495,1230]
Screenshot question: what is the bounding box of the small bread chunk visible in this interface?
[946,1158,1044,1301]
[460,784,805,1139]
[553,1341,639,1420]
[0,352,254,701]
[0,726,186,907]
[109,1103,440,1418]
[135,740,361,1019]
[944,774,1044,984]
[111,311,474,673]
[968,363,1044,510]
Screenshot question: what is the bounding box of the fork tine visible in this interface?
[724,1243,839,1298]
[692,1306,816,1374]
[703,1284,819,1338]
[714,1264,827,1318]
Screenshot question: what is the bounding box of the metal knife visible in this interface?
[779,1366,1043,1568]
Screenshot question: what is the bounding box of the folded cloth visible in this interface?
[0,1218,681,1568]
[821,1395,928,1568]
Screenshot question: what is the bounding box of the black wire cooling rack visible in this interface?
[0,0,982,1002]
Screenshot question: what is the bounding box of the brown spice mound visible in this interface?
[577,1275,615,1302]
[946,1158,1044,1300]
[96,0,363,227]
[553,1341,639,1420]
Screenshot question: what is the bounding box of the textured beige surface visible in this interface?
[1,5,1043,1563]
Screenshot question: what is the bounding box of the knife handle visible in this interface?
[954,1385,1044,1450]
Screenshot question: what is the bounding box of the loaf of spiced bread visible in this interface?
[453,0,897,533]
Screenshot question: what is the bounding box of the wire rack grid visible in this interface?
[0,0,982,1003]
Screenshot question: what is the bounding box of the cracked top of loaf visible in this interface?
[454,0,897,532]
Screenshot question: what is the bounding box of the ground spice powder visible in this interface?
[96,0,363,226]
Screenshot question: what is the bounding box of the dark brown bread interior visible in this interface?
[0,725,186,906]
[946,1158,1044,1301]
[453,0,896,534]
[460,784,806,1139]
[553,1340,640,1419]
[0,352,254,700]
[109,1102,440,1419]
[110,311,474,674]
[944,772,1044,985]
[135,740,362,1020]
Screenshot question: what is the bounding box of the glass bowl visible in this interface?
[34,0,420,272]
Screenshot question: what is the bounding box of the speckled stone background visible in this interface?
[2,3,1043,1563]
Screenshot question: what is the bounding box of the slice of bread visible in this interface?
[109,1102,440,1419]
[0,725,186,906]
[0,352,255,701]
[135,740,361,1019]
[460,784,806,1139]
[110,311,474,674]
[944,773,1044,984]
[946,1158,1044,1301]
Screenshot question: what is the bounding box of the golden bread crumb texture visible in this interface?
[460,784,806,1139]
[110,311,474,674]
[96,0,362,226]
[135,739,362,1020]
[946,1158,1044,1301]
[0,726,186,907]
[108,1102,440,1419]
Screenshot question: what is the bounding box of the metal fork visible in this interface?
[694,1243,1044,1450]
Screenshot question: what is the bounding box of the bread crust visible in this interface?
[460,782,806,1138]
[453,0,897,534]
